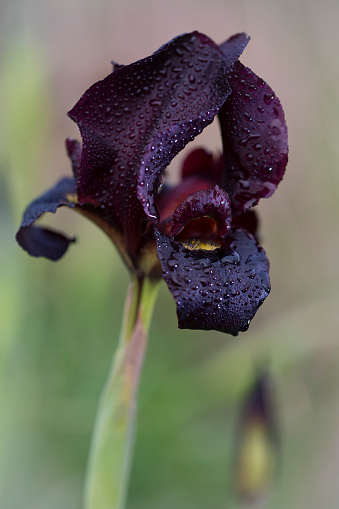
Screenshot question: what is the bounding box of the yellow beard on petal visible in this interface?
[180,239,219,251]
[65,193,78,204]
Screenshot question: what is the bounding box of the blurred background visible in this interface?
[1,0,339,507]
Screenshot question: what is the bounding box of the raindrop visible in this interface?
[264,93,274,105]
[150,99,162,107]
[221,252,240,265]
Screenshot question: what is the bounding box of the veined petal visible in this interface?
[68,31,242,255]
[155,227,270,335]
[16,177,77,260]
[219,62,288,212]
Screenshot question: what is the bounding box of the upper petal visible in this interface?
[219,61,288,213]
[155,227,270,336]
[16,177,77,260]
[68,32,245,255]
[219,33,250,68]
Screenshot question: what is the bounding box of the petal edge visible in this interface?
[16,177,77,260]
[155,227,270,335]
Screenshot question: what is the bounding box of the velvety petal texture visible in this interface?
[155,227,270,335]
[170,186,232,240]
[219,33,250,68]
[16,177,77,260]
[181,147,223,184]
[16,31,288,336]
[68,32,235,253]
[66,138,82,177]
[219,61,288,212]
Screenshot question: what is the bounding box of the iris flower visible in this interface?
[16,31,288,336]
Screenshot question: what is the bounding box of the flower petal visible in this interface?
[181,147,223,184]
[219,33,250,67]
[16,177,77,260]
[156,176,213,222]
[219,62,288,212]
[69,32,234,253]
[232,210,259,237]
[155,227,270,335]
[170,186,232,240]
[66,138,82,178]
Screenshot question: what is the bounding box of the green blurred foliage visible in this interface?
[1,0,339,508]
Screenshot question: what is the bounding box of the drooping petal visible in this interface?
[155,227,270,335]
[170,186,232,240]
[16,177,77,260]
[219,61,288,213]
[68,32,247,255]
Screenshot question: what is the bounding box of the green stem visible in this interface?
[84,275,160,509]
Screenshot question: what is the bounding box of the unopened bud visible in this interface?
[233,371,279,503]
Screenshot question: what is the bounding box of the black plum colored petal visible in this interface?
[219,33,250,68]
[66,138,82,178]
[231,210,259,238]
[155,227,270,335]
[110,61,124,72]
[137,32,250,223]
[219,61,288,213]
[16,177,77,260]
[156,176,214,223]
[68,32,249,256]
[181,147,223,185]
[170,186,232,240]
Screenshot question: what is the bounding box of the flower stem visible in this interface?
[84,275,160,509]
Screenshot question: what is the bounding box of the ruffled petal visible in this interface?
[219,62,288,212]
[155,227,270,335]
[170,186,232,240]
[156,176,213,222]
[16,177,77,260]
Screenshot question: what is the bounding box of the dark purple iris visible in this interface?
[16,31,288,335]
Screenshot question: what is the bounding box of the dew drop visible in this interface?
[150,98,162,107]
[264,93,274,105]
[221,252,240,265]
